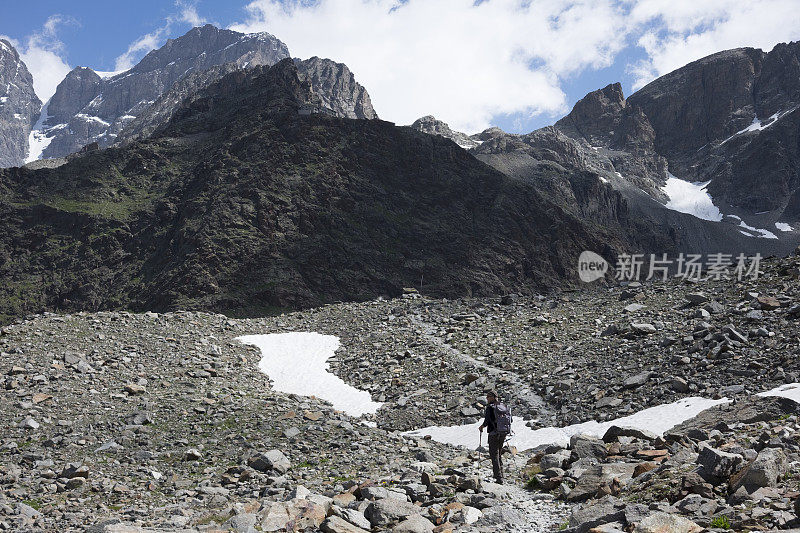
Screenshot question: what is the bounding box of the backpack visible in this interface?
[492,402,512,435]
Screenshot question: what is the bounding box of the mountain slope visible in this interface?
[0,39,41,167]
[115,56,378,146]
[0,59,620,323]
[28,24,290,161]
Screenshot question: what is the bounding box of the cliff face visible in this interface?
[0,39,41,168]
[295,57,377,120]
[627,42,800,219]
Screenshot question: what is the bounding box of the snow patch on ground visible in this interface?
[775,222,793,232]
[238,332,382,417]
[661,173,723,222]
[95,69,126,79]
[26,101,53,163]
[75,114,111,127]
[720,107,799,145]
[738,220,779,239]
[758,383,800,403]
[405,396,728,451]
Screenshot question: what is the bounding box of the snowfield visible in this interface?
[661,173,723,222]
[404,396,728,451]
[238,332,382,417]
[26,101,53,163]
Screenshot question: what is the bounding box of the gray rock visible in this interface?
[392,514,434,532]
[685,293,709,305]
[632,512,702,533]
[629,323,656,335]
[735,448,788,490]
[602,425,658,443]
[249,450,291,474]
[570,434,607,461]
[338,509,371,530]
[672,493,718,515]
[365,499,420,527]
[18,417,39,429]
[568,464,635,501]
[568,496,626,533]
[225,513,257,533]
[540,452,569,470]
[696,445,743,481]
[671,377,689,392]
[623,371,653,389]
[320,516,370,533]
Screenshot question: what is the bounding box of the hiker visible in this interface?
[478,390,512,484]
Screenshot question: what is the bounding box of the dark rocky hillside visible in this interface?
[0,59,621,324]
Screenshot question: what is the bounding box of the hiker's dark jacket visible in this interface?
[483,403,498,434]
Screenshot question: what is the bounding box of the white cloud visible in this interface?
[2,15,75,103]
[230,0,800,133]
[178,1,208,27]
[114,0,209,71]
[115,28,169,71]
[230,0,629,133]
[628,0,800,90]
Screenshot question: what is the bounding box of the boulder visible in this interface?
[568,464,635,501]
[568,496,626,533]
[571,434,608,461]
[629,324,656,335]
[392,514,435,532]
[672,493,718,515]
[320,516,370,533]
[623,371,652,389]
[365,499,421,527]
[671,377,689,393]
[540,452,569,470]
[602,426,658,443]
[632,512,702,533]
[696,446,743,482]
[249,450,291,474]
[733,448,788,491]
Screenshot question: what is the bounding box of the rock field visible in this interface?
[1,250,800,531]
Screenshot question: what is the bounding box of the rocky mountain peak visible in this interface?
[409,115,479,149]
[131,24,289,75]
[0,38,41,168]
[47,67,103,124]
[474,126,507,142]
[555,82,655,153]
[295,56,377,120]
[114,56,380,146]
[24,25,291,163]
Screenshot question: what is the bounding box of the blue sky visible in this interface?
[3,1,800,134]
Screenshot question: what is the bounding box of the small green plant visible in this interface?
[710,516,732,529]
[22,499,43,510]
[558,522,569,531]
[525,477,540,491]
